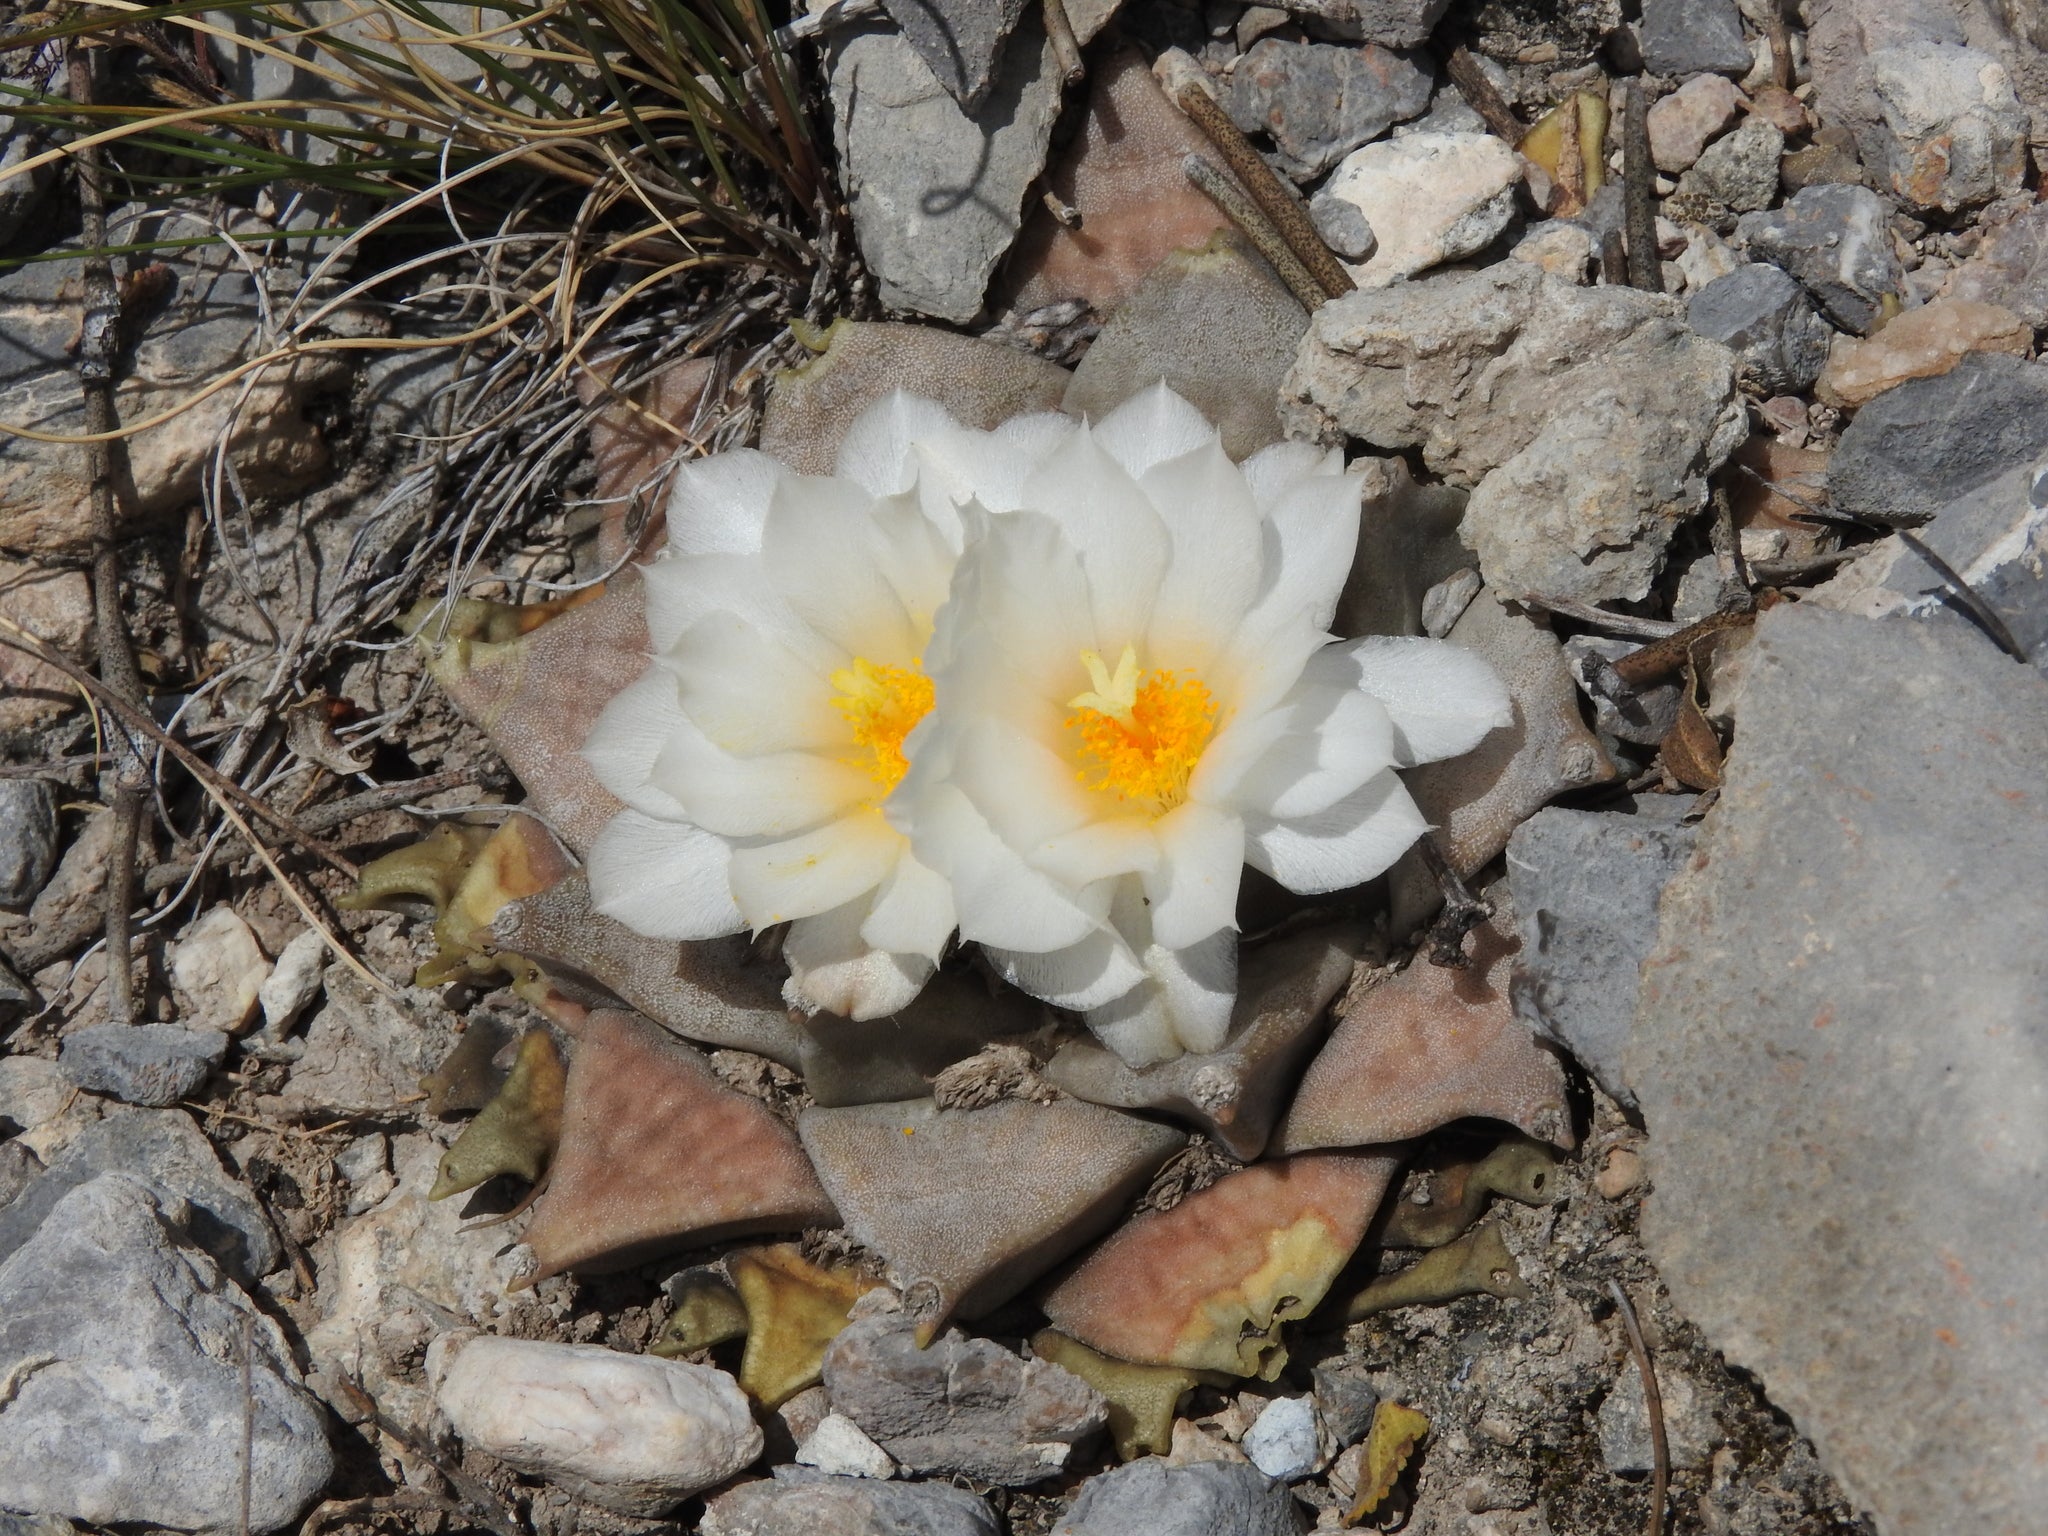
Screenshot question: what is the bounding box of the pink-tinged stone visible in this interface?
[1743,85,1809,138]
[1647,75,1742,174]
[1038,1152,1402,1378]
[410,575,645,857]
[759,320,1069,475]
[1278,915,1573,1154]
[1814,298,2032,409]
[521,1010,837,1279]
[797,1096,1182,1323]
[1003,50,1232,317]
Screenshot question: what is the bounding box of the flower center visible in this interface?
[1066,645,1218,813]
[831,657,934,794]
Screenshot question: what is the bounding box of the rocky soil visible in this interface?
[2,0,2044,1534]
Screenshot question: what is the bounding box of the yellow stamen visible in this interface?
[1067,648,1218,813]
[831,657,934,794]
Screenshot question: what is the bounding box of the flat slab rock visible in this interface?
[821,1315,1105,1485]
[1628,602,2048,1536]
[1050,1457,1299,1535]
[703,1467,999,1536]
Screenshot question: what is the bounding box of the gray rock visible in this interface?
[1827,352,2048,527]
[1227,38,1433,180]
[0,1509,71,1536]
[0,1138,40,1208]
[1736,184,1906,336]
[1064,229,1307,462]
[0,1108,280,1283]
[878,0,1030,108]
[0,779,58,910]
[1348,0,1453,49]
[0,958,33,1023]
[1311,1361,1379,1446]
[1564,636,1684,747]
[1858,44,2028,213]
[1051,1458,1299,1536]
[1673,119,1784,214]
[703,1467,999,1536]
[1598,1361,1721,1472]
[1638,0,1751,78]
[1629,602,2048,1536]
[1308,191,1376,262]
[1686,263,1833,395]
[1808,462,2048,671]
[1385,589,1617,928]
[821,1316,1105,1485]
[0,1173,332,1532]
[1285,262,1744,606]
[59,1024,229,1108]
[828,19,1061,323]
[1506,804,1699,1109]
[1942,202,2048,328]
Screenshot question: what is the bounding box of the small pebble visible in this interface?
[1308,191,1376,262]
[1242,1394,1319,1480]
[1597,1146,1646,1199]
[257,929,328,1035]
[797,1412,897,1479]
[59,1024,229,1108]
[170,907,271,1035]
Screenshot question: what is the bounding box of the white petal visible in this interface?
[1142,802,1245,951]
[1028,817,1162,889]
[784,897,934,1021]
[642,551,840,670]
[926,511,1097,707]
[1240,439,1345,510]
[1140,438,1266,672]
[667,614,842,755]
[1240,466,1365,636]
[1018,427,1169,648]
[760,475,920,665]
[835,392,960,497]
[581,662,691,820]
[914,412,1077,515]
[1081,928,1238,1064]
[1244,769,1430,895]
[1319,635,1513,767]
[726,809,904,927]
[1089,381,1218,479]
[648,713,870,840]
[983,925,1147,1013]
[915,784,1102,954]
[858,849,957,964]
[1222,684,1397,820]
[665,448,784,557]
[586,809,744,940]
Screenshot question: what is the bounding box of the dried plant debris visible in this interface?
[1348,1401,1432,1526]
[929,1043,1056,1109]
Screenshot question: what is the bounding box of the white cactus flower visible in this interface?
[579,392,1068,1021]
[898,385,1512,1067]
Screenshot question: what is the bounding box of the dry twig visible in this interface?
[1608,1281,1669,1536]
[1446,45,1524,145]
[67,36,148,1026]
[1163,63,1355,300]
[1623,80,1664,293]
[1182,155,1328,312]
